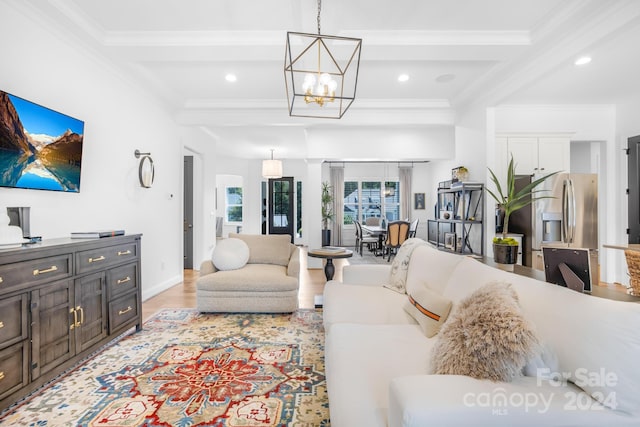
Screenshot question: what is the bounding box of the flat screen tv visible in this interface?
[0,89,84,192]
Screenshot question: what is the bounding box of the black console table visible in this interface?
[0,234,142,411]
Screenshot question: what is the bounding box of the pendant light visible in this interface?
[262,149,283,179]
[284,0,362,119]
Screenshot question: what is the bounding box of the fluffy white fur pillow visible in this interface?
[430,281,540,382]
[212,238,250,271]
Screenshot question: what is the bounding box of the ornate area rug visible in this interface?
[0,309,328,426]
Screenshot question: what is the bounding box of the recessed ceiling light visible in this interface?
[398,74,410,82]
[435,74,456,83]
[574,56,592,66]
[225,73,237,82]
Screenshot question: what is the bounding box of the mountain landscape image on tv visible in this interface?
[0,89,84,192]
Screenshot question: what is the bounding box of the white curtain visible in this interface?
[399,166,412,220]
[331,166,345,246]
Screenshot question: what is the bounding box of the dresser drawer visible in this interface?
[109,292,139,334]
[0,295,28,349]
[0,341,29,400]
[76,242,138,275]
[0,254,72,292]
[107,263,138,300]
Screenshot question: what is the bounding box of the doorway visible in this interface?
[183,155,194,268]
[268,177,294,242]
[629,135,640,243]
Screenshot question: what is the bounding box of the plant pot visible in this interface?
[493,243,518,264]
[321,229,331,247]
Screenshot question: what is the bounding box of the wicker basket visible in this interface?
[624,250,640,296]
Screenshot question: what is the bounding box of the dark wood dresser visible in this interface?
[0,234,142,411]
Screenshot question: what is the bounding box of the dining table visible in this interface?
[361,224,386,256]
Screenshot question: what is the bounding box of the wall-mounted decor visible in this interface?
[414,193,425,210]
[0,89,85,192]
[134,149,154,188]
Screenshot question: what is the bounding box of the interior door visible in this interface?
[183,156,194,268]
[268,177,294,242]
[628,136,640,243]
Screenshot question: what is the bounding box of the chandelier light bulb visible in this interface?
[303,74,316,91]
[319,73,332,85]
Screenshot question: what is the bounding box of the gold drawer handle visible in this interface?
[0,321,3,329]
[70,307,77,330]
[117,250,131,256]
[33,265,58,276]
[0,276,3,283]
[88,255,105,263]
[0,372,4,381]
[118,306,133,316]
[117,276,131,285]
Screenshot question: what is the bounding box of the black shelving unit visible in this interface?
[428,182,485,255]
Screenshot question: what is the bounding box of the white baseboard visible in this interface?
[142,274,183,301]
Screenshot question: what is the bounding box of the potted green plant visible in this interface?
[487,156,558,264]
[321,181,334,246]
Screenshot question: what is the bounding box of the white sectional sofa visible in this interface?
[323,239,640,427]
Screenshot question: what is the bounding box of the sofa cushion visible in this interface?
[385,238,427,293]
[405,244,464,296]
[403,286,453,338]
[197,264,298,292]
[431,281,540,382]
[211,237,250,271]
[229,233,291,266]
[323,282,415,332]
[325,323,433,427]
[444,257,640,415]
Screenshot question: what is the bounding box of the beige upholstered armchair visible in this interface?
[196,233,300,313]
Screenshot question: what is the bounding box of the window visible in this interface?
[383,181,400,220]
[226,186,243,223]
[343,181,359,225]
[343,179,400,225]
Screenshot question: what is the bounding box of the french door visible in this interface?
[268,177,294,242]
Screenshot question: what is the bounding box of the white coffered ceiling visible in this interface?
[18,0,640,159]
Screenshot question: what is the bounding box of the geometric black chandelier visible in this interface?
[284,0,362,119]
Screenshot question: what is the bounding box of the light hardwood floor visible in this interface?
[142,247,346,321]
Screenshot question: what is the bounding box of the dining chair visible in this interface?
[355,220,378,255]
[408,218,419,238]
[383,220,410,261]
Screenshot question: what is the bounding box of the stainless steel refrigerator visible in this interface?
[532,173,599,290]
[508,173,598,289]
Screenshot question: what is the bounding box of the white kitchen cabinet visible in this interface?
[500,135,571,175]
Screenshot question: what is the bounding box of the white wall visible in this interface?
[0,3,184,299]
